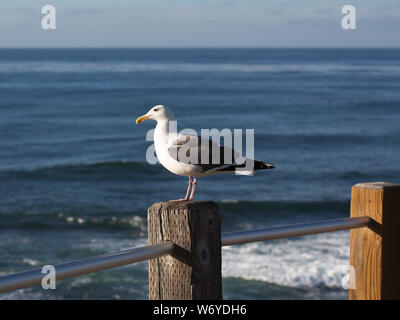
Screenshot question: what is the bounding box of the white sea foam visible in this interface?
[0,61,399,75]
[69,276,92,288]
[22,258,40,266]
[222,230,350,288]
[1,288,46,300]
[220,199,240,203]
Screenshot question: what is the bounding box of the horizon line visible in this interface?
[0,46,399,50]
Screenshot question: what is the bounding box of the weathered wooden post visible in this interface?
[148,201,222,300]
[349,182,400,300]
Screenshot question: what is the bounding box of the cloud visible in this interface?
[65,7,120,17]
[222,0,236,7]
[313,7,338,16]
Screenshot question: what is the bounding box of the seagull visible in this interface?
[136,105,274,201]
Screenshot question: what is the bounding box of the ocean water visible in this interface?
[0,48,399,300]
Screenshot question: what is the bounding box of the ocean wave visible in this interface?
[219,199,347,216]
[0,237,150,300]
[0,199,347,232]
[0,211,147,234]
[222,230,350,289]
[256,132,400,147]
[1,158,397,184]
[218,199,349,231]
[1,61,400,74]
[0,160,160,179]
[265,169,400,182]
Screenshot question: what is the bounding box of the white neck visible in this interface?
[154,119,170,145]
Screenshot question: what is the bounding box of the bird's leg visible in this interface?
[188,178,197,200]
[183,176,192,200]
[169,176,192,202]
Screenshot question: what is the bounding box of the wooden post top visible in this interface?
[353,182,400,190]
[148,200,218,211]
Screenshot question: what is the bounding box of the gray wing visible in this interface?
[168,134,242,173]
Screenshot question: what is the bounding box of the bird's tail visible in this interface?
[254,160,275,170]
[234,159,275,176]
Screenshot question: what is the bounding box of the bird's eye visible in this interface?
[153,108,159,112]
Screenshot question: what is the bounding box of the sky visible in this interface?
[0,0,399,48]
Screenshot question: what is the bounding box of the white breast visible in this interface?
[153,125,201,177]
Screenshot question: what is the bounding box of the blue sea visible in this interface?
[0,49,399,300]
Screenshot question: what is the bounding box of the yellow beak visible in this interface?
[136,114,150,124]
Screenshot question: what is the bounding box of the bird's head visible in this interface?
[136,105,174,124]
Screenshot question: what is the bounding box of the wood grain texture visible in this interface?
[148,201,222,300]
[349,182,400,300]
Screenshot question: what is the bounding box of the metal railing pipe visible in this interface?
[221,216,371,246]
[0,216,372,294]
[0,241,174,294]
